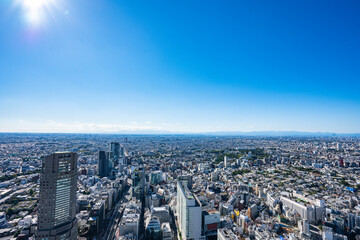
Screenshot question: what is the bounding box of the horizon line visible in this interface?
[1,130,360,136]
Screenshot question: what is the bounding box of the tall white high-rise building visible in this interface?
[176,180,203,240]
[36,152,78,240]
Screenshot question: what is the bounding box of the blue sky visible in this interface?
[0,0,360,133]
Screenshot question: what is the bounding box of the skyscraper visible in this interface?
[36,152,78,240]
[132,169,145,200]
[178,174,193,190]
[98,150,115,178]
[120,145,125,157]
[107,151,115,176]
[110,142,120,160]
[98,150,109,177]
[176,179,202,240]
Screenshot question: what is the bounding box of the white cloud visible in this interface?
[44,121,166,133]
[0,119,168,133]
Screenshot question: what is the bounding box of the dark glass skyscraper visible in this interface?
[110,142,120,160]
[98,150,114,178]
[36,152,78,240]
[98,150,109,177]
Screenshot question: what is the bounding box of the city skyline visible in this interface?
[1,0,360,133]
[1,133,359,239]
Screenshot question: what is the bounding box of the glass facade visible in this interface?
[54,178,71,226]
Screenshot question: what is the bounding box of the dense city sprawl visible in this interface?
[0,133,360,240]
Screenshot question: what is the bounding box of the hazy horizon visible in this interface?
[1,130,360,136]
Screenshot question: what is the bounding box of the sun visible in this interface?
[23,0,46,9]
[22,0,50,25]
[15,0,66,27]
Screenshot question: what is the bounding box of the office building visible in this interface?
[98,151,115,178]
[176,180,202,240]
[111,142,120,160]
[178,175,193,190]
[98,150,109,177]
[120,145,125,157]
[117,203,140,239]
[150,171,162,185]
[132,169,145,200]
[151,206,170,224]
[145,216,162,240]
[89,200,105,235]
[36,152,78,240]
[202,210,220,237]
[162,222,173,240]
[280,196,324,223]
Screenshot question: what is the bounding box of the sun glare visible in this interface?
[22,0,49,25]
[15,0,67,28]
[23,0,46,9]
